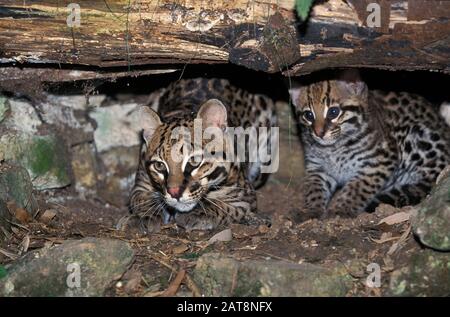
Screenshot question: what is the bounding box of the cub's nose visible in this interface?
[167,187,182,199]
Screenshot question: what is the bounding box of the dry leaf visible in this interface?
[388,225,411,255]
[172,244,189,255]
[124,271,143,293]
[39,209,57,224]
[370,232,400,244]
[258,225,270,234]
[208,228,232,244]
[0,247,19,260]
[7,201,31,224]
[19,235,30,254]
[378,211,410,226]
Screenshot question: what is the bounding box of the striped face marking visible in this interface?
[291,80,366,144]
[144,119,230,213]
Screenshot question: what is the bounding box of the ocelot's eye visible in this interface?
[327,107,341,120]
[188,155,203,168]
[152,161,166,172]
[303,110,314,122]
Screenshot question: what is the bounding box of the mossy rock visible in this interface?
[0,237,134,297]
[194,253,353,296]
[412,168,450,251]
[0,95,10,123]
[389,250,450,296]
[0,164,38,215]
[0,199,12,241]
[0,133,70,190]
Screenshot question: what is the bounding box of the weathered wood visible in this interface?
[0,0,449,80]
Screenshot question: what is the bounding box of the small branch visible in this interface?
[150,253,202,297]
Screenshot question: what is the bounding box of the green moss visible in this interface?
[232,270,263,296]
[0,266,7,279]
[30,138,55,176]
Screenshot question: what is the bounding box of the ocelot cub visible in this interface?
[289,73,450,219]
[129,78,277,232]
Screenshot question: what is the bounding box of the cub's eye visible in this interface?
[303,110,314,122]
[327,107,340,119]
[152,161,166,172]
[188,155,203,168]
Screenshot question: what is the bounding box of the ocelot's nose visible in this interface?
[167,187,182,199]
[313,123,325,138]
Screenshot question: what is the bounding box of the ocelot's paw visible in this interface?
[325,202,358,218]
[141,216,163,234]
[289,208,320,224]
[175,213,216,231]
[242,213,272,227]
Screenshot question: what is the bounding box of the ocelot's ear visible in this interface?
[336,69,368,99]
[288,87,301,107]
[197,99,228,130]
[139,106,162,144]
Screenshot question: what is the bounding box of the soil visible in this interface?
[0,178,419,297]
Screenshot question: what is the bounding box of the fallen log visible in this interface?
[0,0,448,81]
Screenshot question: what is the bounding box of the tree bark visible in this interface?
[0,0,448,81]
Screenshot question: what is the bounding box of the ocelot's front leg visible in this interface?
[326,168,391,217]
[299,168,337,220]
[128,190,164,233]
[174,190,257,231]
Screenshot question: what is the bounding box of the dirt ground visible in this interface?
[0,177,419,297]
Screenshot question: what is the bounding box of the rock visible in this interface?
[89,103,143,152]
[0,95,10,123]
[0,133,70,190]
[0,237,134,297]
[97,146,139,206]
[46,94,105,111]
[389,250,450,296]
[71,143,98,193]
[0,164,38,215]
[412,167,450,251]
[0,199,12,241]
[194,253,353,296]
[4,99,42,134]
[39,100,95,146]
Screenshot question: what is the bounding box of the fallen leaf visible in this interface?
[39,209,57,224]
[370,232,400,244]
[124,270,143,293]
[7,201,31,224]
[388,225,411,255]
[0,247,19,260]
[19,235,30,254]
[378,211,410,226]
[258,225,270,234]
[208,228,232,244]
[172,244,189,255]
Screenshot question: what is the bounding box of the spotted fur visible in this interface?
[290,75,450,218]
[129,78,277,231]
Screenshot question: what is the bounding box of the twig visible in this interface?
[162,269,186,297]
[150,253,202,297]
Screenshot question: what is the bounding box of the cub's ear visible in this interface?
[336,69,368,98]
[196,99,228,130]
[288,87,301,107]
[139,106,162,144]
